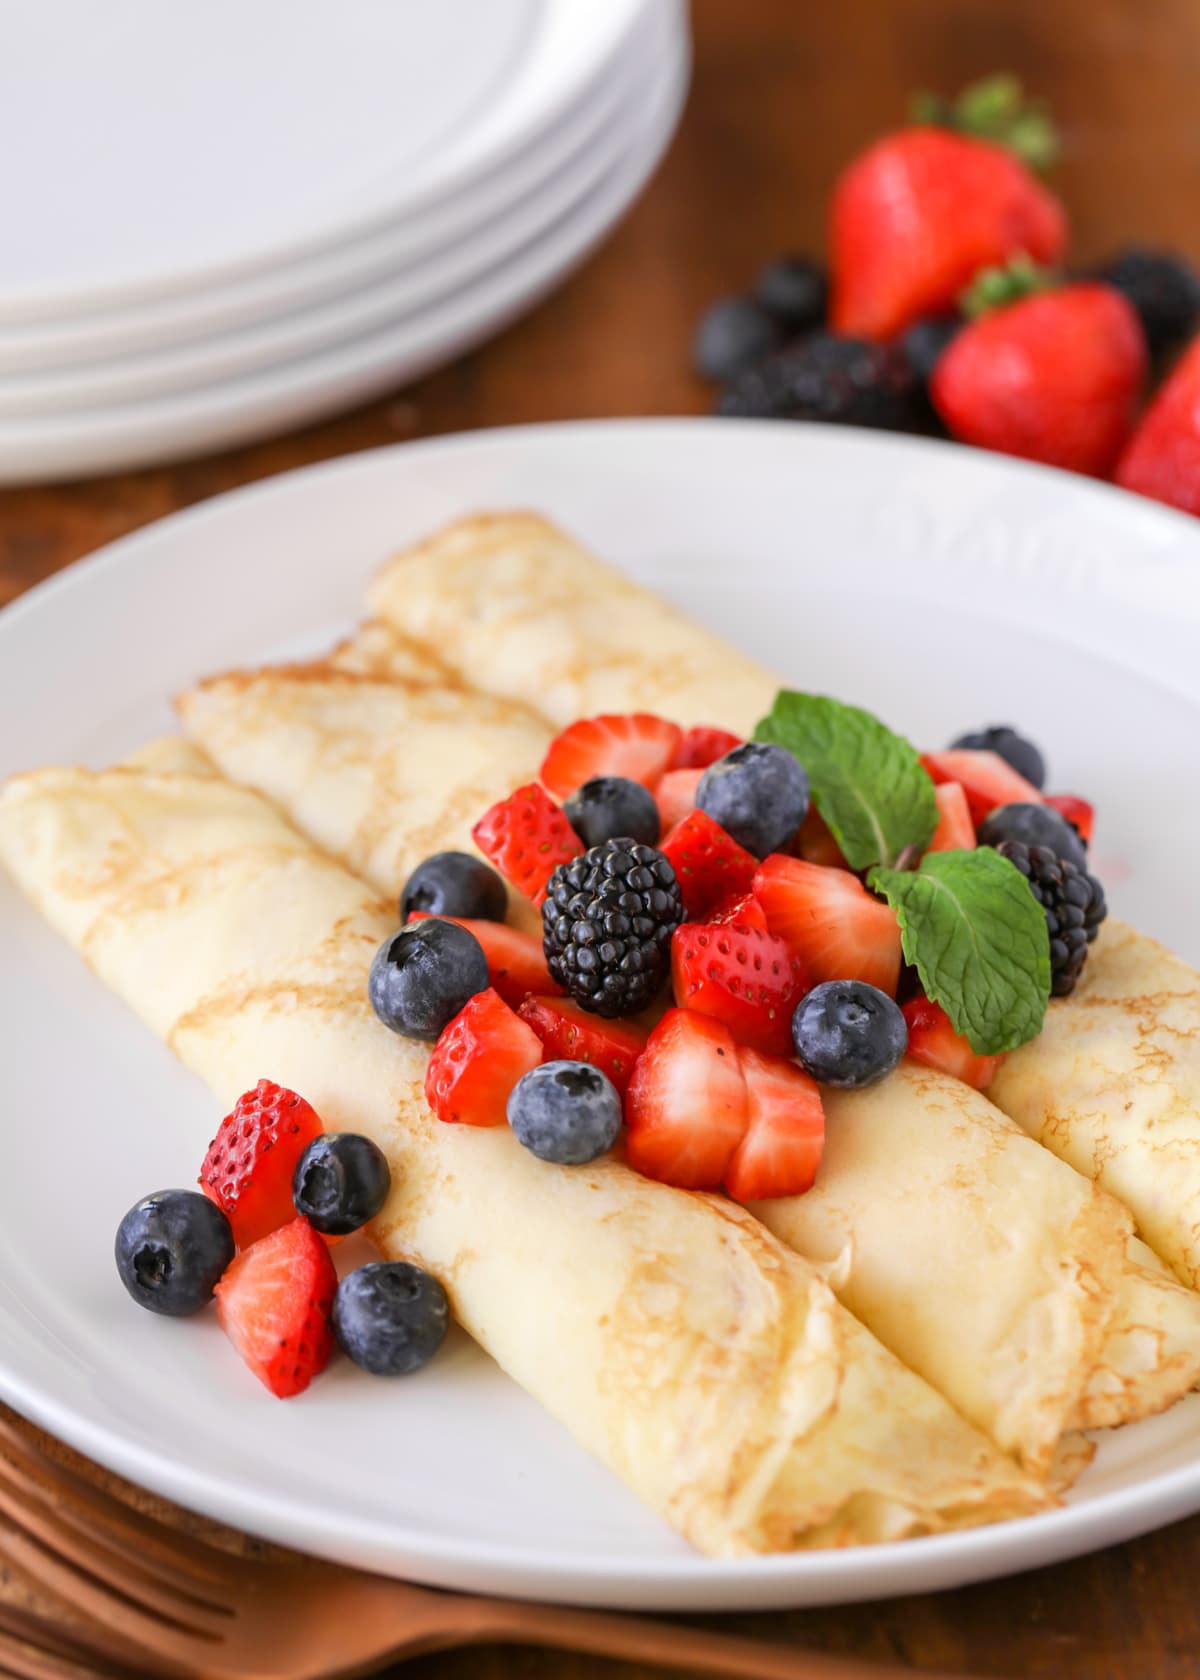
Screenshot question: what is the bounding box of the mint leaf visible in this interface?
[870,849,1051,1054]
[754,691,938,871]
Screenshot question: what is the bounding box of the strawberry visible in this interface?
[472,783,582,906]
[214,1218,337,1398]
[539,713,682,800]
[670,726,742,770]
[930,284,1146,476]
[624,1009,748,1189]
[1117,334,1200,514]
[724,1048,825,1201]
[671,919,809,1056]
[752,855,902,996]
[659,809,758,919]
[654,767,702,832]
[425,988,543,1127]
[199,1080,322,1251]
[708,891,768,932]
[920,749,1042,826]
[408,912,561,1009]
[517,995,647,1096]
[926,782,975,853]
[902,996,1003,1090]
[793,807,848,870]
[830,127,1067,340]
[1044,793,1094,847]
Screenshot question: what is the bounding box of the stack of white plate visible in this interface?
[0,0,688,485]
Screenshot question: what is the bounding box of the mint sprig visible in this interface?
[754,692,937,871]
[871,849,1051,1054]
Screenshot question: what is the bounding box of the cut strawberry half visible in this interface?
[926,782,975,853]
[425,988,543,1127]
[654,767,702,833]
[1045,793,1094,846]
[672,919,809,1056]
[902,996,1003,1090]
[517,995,647,1096]
[920,749,1042,826]
[472,783,582,906]
[708,891,768,932]
[793,807,849,869]
[624,1009,748,1190]
[724,1048,825,1202]
[199,1080,323,1251]
[540,713,682,800]
[408,912,561,1009]
[670,726,743,770]
[660,808,759,919]
[752,855,902,996]
[214,1218,337,1399]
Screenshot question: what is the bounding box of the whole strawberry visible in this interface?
[931,281,1147,476]
[1116,333,1200,515]
[830,78,1067,341]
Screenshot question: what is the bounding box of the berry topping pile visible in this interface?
[692,73,1200,519]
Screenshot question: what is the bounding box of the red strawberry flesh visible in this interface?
[671,919,809,1056]
[472,783,582,907]
[724,1047,825,1202]
[660,808,759,919]
[517,995,647,1096]
[624,1009,748,1190]
[214,1217,337,1399]
[199,1080,322,1251]
[926,782,976,853]
[425,987,543,1127]
[902,996,1003,1090]
[920,749,1042,826]
[752,855,902,996]
[540,713,682,800]
[670,726,743,770]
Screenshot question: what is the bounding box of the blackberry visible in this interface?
[542,838,683,1018]
[717,332,920,429]
[996,841,1107,998]
[1094,248,1200,357]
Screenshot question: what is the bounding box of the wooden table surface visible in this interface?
[4,1,1200,1676]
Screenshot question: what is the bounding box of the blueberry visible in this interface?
[754,257,828,333]
[400,851,507,924]
[507,1060,622,1165]
[368,919,488,1041]
[900,316,961,384]
[292,1132,392,1235]
[949,725,1046,789]
[977,802,1088,870]
[564,776,660,849]
[696,742,809,859]
[114,1190,234,1317]
[1094,247,1200,356]
[333,1262,449,1376]
[792,981,907,1090]
[692,296,782,382]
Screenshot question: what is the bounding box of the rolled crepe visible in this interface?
[0,753,1050,1551]
[178,652,1200,1475]
[367,512,780,735]
[991,919,1200,1291]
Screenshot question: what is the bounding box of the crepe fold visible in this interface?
[0,753,1052,1553]
[367,512,780,735]
[177,653,1200,1476]
[990,919,1200,1291]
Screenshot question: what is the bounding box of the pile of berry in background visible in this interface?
[695,76,1200,515]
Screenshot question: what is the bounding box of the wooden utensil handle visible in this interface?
[466,1600,974,1680]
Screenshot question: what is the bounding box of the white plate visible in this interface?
[0,49,688,484]
[4,422,1200,1611]
[0,3,680,417]
[0,0,676,373]
[0,0,655,321]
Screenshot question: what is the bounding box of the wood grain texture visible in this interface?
[4,1,1200,1674]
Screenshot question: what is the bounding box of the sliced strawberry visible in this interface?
[1117,332,1200,514]
[472,783,582,906]
[517,995,647,1097]
[672,919,809,1056]
[920,749,1043,826]
[1045,793,1094,847]
[654,768,702,833]
[425,988,543,1127]
[540,713,682,800]
[752,855,902,996]
[199,1080,322,1251]
[926,782,975,853]
[724,1048,825,1201]
[670,726,743,770]
[624,1009,748,1190]
[902,996,1003,1090]
[408,912,561,1009]
[793,806,849,870]
[660,808,758,919]
[214,1218,337,1399]
[708,891,768,932]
